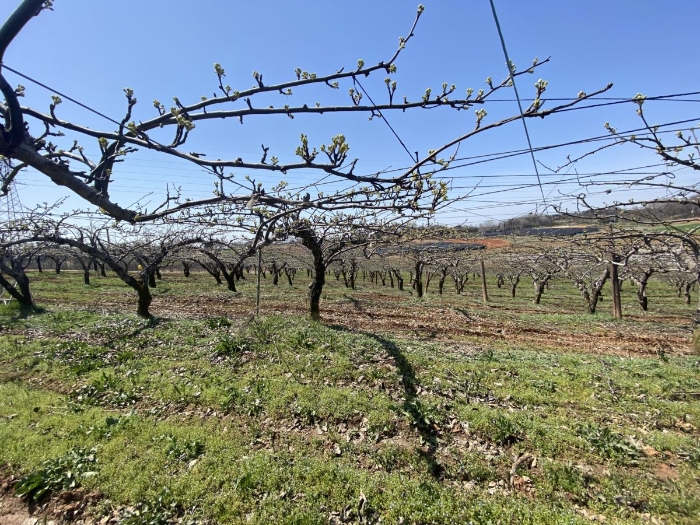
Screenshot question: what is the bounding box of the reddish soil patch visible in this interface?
[472,238,509,249]
[420,237,510,250]
[654,463,679,482]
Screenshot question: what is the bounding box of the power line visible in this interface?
[7,63,699,180]
[3,64,123,126]
[2,63,226,181]
[485,92,700,103]
[6,66,698,226]
[353,77,415,163]
[443,119,700,171]
[488,0,546,205]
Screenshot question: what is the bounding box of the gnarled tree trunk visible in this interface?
[0,268,34,307]
[576,268,610,314]
[309,256,326,321]
[414,261,424,298]
[533,275,551,304]
[136,282,153,318]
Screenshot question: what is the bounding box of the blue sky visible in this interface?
[2,0,698,226]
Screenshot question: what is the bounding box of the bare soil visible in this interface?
[416,237,511,250]
[1,472,101,525]
[40,286,691,358]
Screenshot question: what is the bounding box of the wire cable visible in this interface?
[2,64,228,188]
[353,77,416,163]
[488,0,546,204]
[3,64,122,126]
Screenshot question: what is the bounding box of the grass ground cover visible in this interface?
[0,270,698,523]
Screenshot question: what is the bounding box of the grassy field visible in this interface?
[1,270,699,524]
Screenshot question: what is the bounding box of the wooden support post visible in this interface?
[480,258,489,302]
[255,249,262,317]
[610,254,622,319]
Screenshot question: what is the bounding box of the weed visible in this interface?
[71,414,132,441]
[487,412,525,446]
[116,349,137,363]
[403,397,443,434]
[289,326,317,351]
[221,381,265,416]
[532,379,557,394]
[214,333,252,357]
[70,371,141,409]
[577,422,639,461]
[220,384,242,412]
[3,272,700,523]
[678,440,700,467]
[242,379,267,415]
[479,347,496,362]
[375,445,412,473]
[52,341,108,375]
[118,487,184,525]
[453,454,495,482]
[155,434,205,463]
[247,317,277,344]
[206,317,231,329]
[541,461,588,500]
[14,447,98,501]
[463,369,488,397]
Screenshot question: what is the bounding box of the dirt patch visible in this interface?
[108,292,692,357]
[0,486,101,525]
[33,272,691,358]
[320,301,689,357]
[423,237,510,250]
[471,238,510,250]
[0,493,29,525]
[653,463,679,482]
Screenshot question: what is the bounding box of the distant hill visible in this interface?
[482,226,599,237]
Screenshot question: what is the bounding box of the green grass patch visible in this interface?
[1,272,699,523]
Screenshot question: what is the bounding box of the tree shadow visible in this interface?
[342,295,373,319]
[329,325,444,479]
[453,307,473,321]
[0,302,45,323]
[342,295,362,309]
[103,316,164,347]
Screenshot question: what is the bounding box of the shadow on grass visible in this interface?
[330,324,444,479]
[0,301,46,323]
[98,316,166,350]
